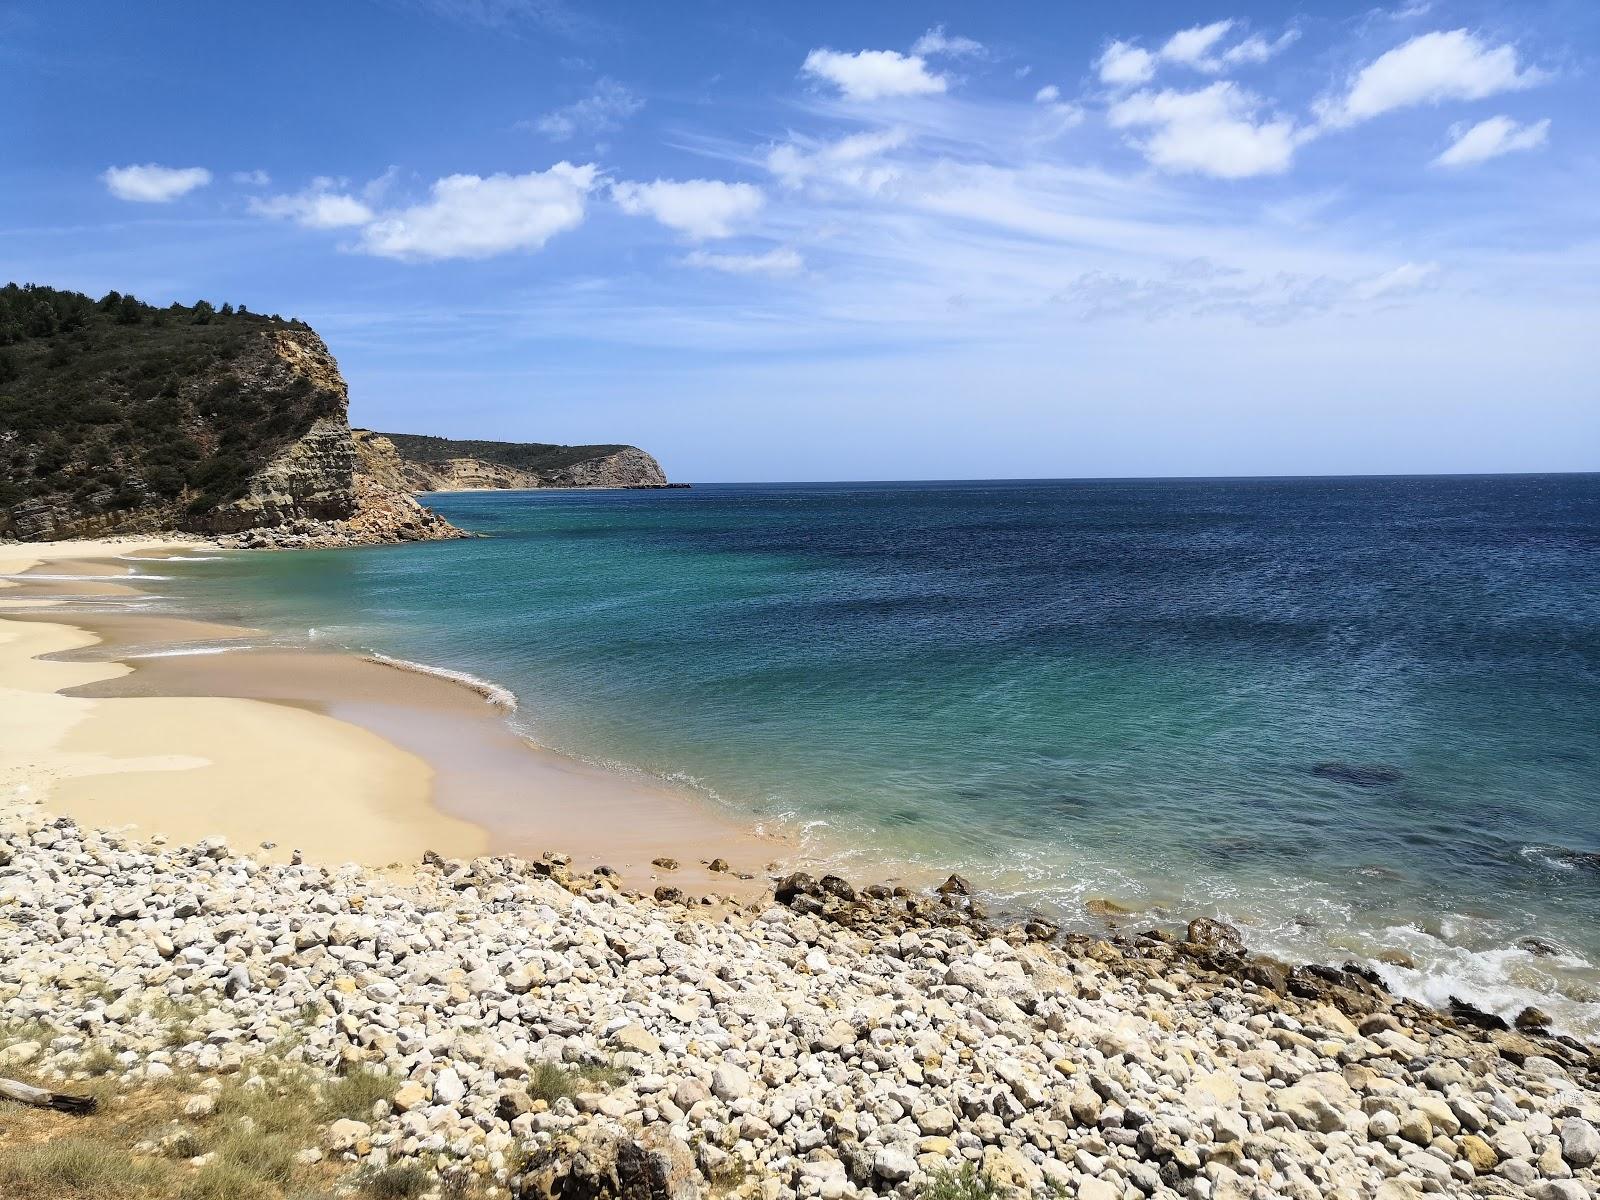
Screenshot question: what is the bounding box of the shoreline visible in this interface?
[5,536,1596,1044]
[0,538,785,896]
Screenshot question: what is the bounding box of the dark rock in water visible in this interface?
[936,873,972,896]
[1376,949,1418,970]
[774,871,820,904]
[1023,918,1060,941]
[1243,958,1291,996]
[862,883,895,901]
[1552,849,1600,871]
[1448,995,1510,1031]
[652,886,684,904]
[1186,917,1244,954]
[706,857,729,873]
[818,874,856,902]
[1313,761,1405,787]
[1514,1005,1552,1032]
[650,857,678,871]
[1517,936,1567,957]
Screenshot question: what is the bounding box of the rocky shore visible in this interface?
[3,813,1597,1200]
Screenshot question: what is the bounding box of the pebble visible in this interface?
[0,815,1595,1200]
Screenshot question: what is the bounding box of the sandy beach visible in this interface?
[0,539,783,893]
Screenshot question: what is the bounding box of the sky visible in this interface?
[3,0,1597,481]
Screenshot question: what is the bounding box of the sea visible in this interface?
[133,475,1600,1035]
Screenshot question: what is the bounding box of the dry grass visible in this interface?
[0,1137,175,1199]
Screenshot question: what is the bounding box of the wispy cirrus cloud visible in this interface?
[527,77,642,141]
[681,247,803,276]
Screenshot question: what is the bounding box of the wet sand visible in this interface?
[2,540,786,895]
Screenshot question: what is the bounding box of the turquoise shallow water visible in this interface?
[134,476,1600,1034]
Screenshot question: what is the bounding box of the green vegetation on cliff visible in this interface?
[377,432,633,476]
[0,283,339,536]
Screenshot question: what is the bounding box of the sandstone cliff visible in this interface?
[0,285,462,546]
[365,431,674,492]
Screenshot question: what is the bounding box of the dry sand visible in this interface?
[1,538,786,894]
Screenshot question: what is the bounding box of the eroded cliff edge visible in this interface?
[358,430,675,492]
[0,284,462,546]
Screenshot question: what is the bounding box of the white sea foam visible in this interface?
[125,646,242,659]
[366,653,518,711]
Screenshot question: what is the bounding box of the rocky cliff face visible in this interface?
[364,431,673,492]
[0,286,462,546]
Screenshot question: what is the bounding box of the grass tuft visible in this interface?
[0,1137,173,1198]
[921,1164,1010,1200]
[320,1066,397,1121]
[360,1162,433,1199]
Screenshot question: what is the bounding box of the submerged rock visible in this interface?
[1312,761,1405,787]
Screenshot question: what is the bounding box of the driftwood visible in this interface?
[0,1075,97,1114]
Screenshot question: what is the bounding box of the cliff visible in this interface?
[362,430,674,491]
[0,284,462,546]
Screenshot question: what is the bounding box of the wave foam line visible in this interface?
[366,653,518,711]
[125,646,244,659]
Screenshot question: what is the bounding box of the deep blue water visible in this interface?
[144,475,1600,1032]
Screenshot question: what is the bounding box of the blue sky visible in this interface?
[3,0,1596,480]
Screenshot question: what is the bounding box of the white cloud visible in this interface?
[1097,40,1155,87]
[232,169,271,187]
[102,163,212,203]
[1098,22,1298,86]
[529,77,642,141]
[1220,29,1301,68]
[1318,29,1547,128]
[681,247,804,276]
[1109,83,1300,179]
[801,48,947,101]
[766,127,910,194]
[1351,261,1439,301]
[912,26,983,58]
[1433,115,1550,168]
[1034,85,1061,104]
[611,178,763,240]
[358,163,596,259]
[250,179,375,229]
[1160,20,1237,71]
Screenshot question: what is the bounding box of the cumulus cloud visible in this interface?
[358,163,597,259]
[1034,85,1061,104]
[250,178,375,229]
[102,163,212,203]
[529,77,642,141]
[1432,115,1550,168]
[1098,22,1297,87]
[1108,83,1300,179]
[681,247,804,276]
[801,49,946,101]
[911,26,984,58]
[611,178,763,240]
[1318,29,1547,128]
[1097,41,1155,87]
[766,127,910,194]
[1160,20,1238,71]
